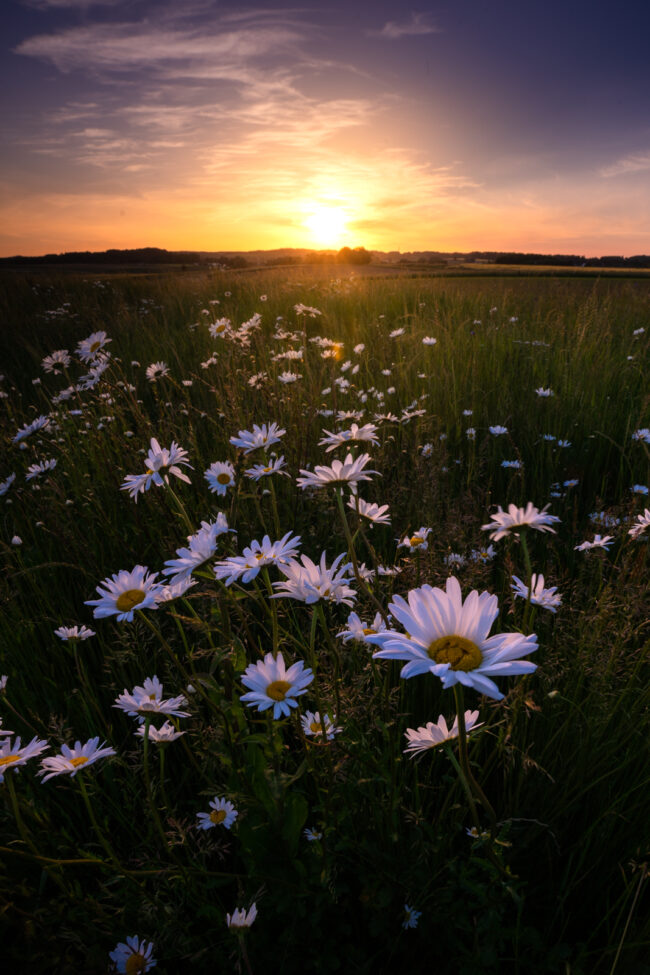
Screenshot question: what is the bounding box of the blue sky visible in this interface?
[2,0,649,255]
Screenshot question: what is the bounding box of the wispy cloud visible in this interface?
[599,152,650,178]
[23,0,129,9]
[367,12,440,41]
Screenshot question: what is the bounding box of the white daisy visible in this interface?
[0,735,49,782]
[76,331,111,363]
[482,503,560,541]
[42,349,71,374]
[347,495,391,525]
[278,370,301,383]
[204,461,235,495]
[39,737,116,781]
[209,317,232,338]
[629,509,650,539]
[85,565,162,622]
[398,527,431,552]
[422,336,437,345]
[109,936,156,973]
[0,472,16,496]
[162,515,231,584]
[318,423,379,453]
[226,904,257,930]
[337,611,391,646]
[240,652,313,719]
[489,425,508,436]
[135,720,185,743]
[196,796,238,830]
[114,676,190,725]
[296,453,378,490]
[404,711,483,757]
[402,905,422,929]
[25,458,57,481]
[368,576,538,701]
[213,532,301,586]
[574,535,614,552]
[229,422,286,454]
[301,711,341,740]
[54,625,96,641]
[304,827,323,841]
[121,438,192,500]
[535,387,554,397]
[511,574,562,612]
[272,552,356,606]
[145,361,170,383]
[244,456,289,480]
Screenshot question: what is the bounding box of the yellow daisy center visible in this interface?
[125,953,147,975]
[409,536,425,547]
[69,756,89,768]
[266,679,292,701]
[263,466,272,473]
[115,588,146,612]
[309,721,327,734]
[0,755,19,768]
[428,635,482,672]
[89,340,101,354]
[209,809,227,825]
[362,627,376,636]
[216,472,231,485]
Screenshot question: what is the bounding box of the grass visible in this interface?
[0,267,648,974]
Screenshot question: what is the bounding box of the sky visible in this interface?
[2,0,650,257]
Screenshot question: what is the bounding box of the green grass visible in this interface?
[0,268,648,974]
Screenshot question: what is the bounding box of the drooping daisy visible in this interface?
[13,415,51,444]
[482,502,560,541]
[301,711,341,740]
[318,423,380,453]
[204,461,236,495]
[0,735,50,782]
[337,610,391,646]
[114,676,190,724]
[76,331,111,363]
[196,796,238,830]
[25,458,57,481]
[535,387,554,397]
[272,552,356,606]
[162,515,231,584]
[85,565,162,622]
[404,710,483,757]
[422,336,437,346]
[347,495,391,525]
[39,737,116,781]
[629,509,650,540]
[42,349,71,374]
[213,532,301,586]
[489,425,508,436]
[244,456,289,480]
[304,827,323,841]
[229,422,286,454]
[511,574,562,612]
[402,905,422,929]
[574,535,614,552]
[226,904,257,930]
[0,472,16,496]
[135,720,185,743]
[145,361,170,383]
[296,453,378,490]
[240,652,313,719]
[109,936,156,973]
[397,527,431,552]
[121,438,192,500]
[368,576,538,701]
[54,625,96,641]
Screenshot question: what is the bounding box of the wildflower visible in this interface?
[229,422,286,454]
[631,484,649,495]
[402,905,422,930]
[114,676,190,724]
[535,387,554,397]
[390,327,405,338]
[557,439,571,448]
[42,350,71,374]
[145,361,169,382]
[563,479,579,488]
[368,576,538,701]
[296,453,378,490]
[39,737,116,781]
[470,544,496,564]
[318,423,379,453]
[209,317,231,338]
[109,936,156,973]
[482,502,560,541]
[162,515,231,584]
[0,473,16,496]
[76,331,111,363]
[444,552,466,570]
[301,711,341,740]
[204,461,236,495]
[422,336,437,345]
[156,577,198,602]
[11,536,22,546]
[86,565,162,622]
[135,721,185,743]
[196,796,238,830]
[278,370,301,383]
[0,736,49,782]
[226,904,257,930]
[304,827,322,841]
[121,438,192,501]
[54,625,96,641]
[501,460,522,469]
[631,428,650,444]
[337,611,390,646]
[421,443,433,457]
[213,532,301,586]
[398,527,431,552]
[245,456,289,480]
[511,574,562,612]
[25,458,57,481]
[354,343,365,353]
[466,826,490,840]
[489,425,508,435]
[404,711,483,757]
[272,553,356,606]
[629,509,650,540]
[466,427,476,440]
[240,652,313,719]
[574,535,614,552]
[347,495,391,525]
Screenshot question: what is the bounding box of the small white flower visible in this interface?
[489,425,508,436]
[304,827,322,841]
[402,905,422,929]
[574,535,614,552]
[85,565,161,622]
[628,508,650,540]
[204,461,236,495]
[404,711,483,757]
[229,422,286,454]
[226,904,257,930]
[145,361,170,382]
[347,495,391,525]
[135,720,185,743]
[109,936,156,973]
[196,796,238,830]
[301,711,341,740]
[511,574,562,612]
[482,503,560,541]
[39,737,116,781]
[54,625,96,641]
[240,652,313,719]
[422,336,437,346]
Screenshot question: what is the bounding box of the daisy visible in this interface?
[240,652,313,719]
[444,552,466,570]
[114,676,190,724]
[226,904,257,930]
[135,721,185,743]
[368,576,538,701]
[54,625,96,641]
[278,371,301,383]
[76,331,111,363]
[214,532,301,586]
[0,473,16,496]
[39,737,116,781]
[631,428,650,444]
[304,827,322,841]
[245,456,289,480]
[511,574,562,612]
[145,361,170,383]
[489,425,508,436]
[337,610,391,646]
[162,515,231,584]
[631,485,649,495]
[25,458,57,481]
[482,502,560,541]
[196,796,238,830]
[86,565,161,622]
[229,422,286,454]
[535,387,554,397]
[422,336,437,345]
[296,453,378,490]
[204,461,235,495]
[318,423,379,453]
[14,415,51,443]
[209,317,232,338]
[501,460,522,469]
[470,544,496,564]
[402,905,422,930]
[404,711,483,757]
[398,527,431,552]
[121,438,192,501]
[156,578,198,602]
[0,735,49,782]
[109,936,156,973]
[272,552,356,606]
[301,711,341,740]
[347,495,391,525]
[574,535,614,552]
[42,349,71,374]
[629,509,650,539]
[389,327,405,338]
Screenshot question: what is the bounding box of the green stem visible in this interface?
[78,774,123,871]
[166,484,195,534]
[453,686,498,837]
[335,489,389,625]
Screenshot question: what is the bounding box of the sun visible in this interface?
[303,206,348,247]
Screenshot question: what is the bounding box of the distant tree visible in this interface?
[336,246,372,265]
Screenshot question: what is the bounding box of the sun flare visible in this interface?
[303,206,348,247]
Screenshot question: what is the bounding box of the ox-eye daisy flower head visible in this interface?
[629,509,650,540]
[301,711,341,740]
[318,423,380,453]
[337,611,391,646]
[85,565,161,622]
[230,422,286,454]
[39,737,116,781]
[213,532,301,586]
[135,720,185,743]
[121,438,192,500]
[204,461,235,495]
[368,576,538,701]
[272,552,356,606]
[296,453,378,490]
[42,349,71,374]
[114,676,190,724]
[54,624,95,641]
[482,502,560,541]
[347,495,391,525]
[402,905,422,929]
[245,455,289,480]
[240,651,313,719]
[404,711,483,757]
[162,514,231,583]
[109,936,156,973]
[12,415,50,444]
[145,361,169,383]
[511,574,562,612]
[574,534,614,552]
[196,796,238,830]
[77,330,111,363]
[0,736,49,782]
[226,904,257,931]
[398,527,431,551]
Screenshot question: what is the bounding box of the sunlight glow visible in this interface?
[303,206,349,247]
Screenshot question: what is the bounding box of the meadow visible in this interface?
[0,266,648,974]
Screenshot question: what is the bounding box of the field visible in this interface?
[0,267,648,974]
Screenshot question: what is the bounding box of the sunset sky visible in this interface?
[2,0,649,257]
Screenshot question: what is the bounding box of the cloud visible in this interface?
[599,152,650,178]
[23,0,129,8]
[367,12,440,40]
